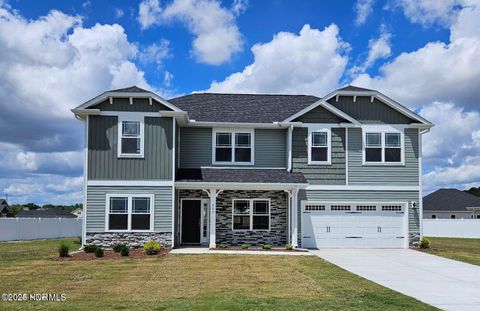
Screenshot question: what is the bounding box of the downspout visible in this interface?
[287,125,293,172]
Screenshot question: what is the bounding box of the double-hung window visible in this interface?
[106,194,154,231]
[118,117,144,158]
[308,128,331,164]
[233,199,270,230]
[213,129,253,164]
[364,130,403,164]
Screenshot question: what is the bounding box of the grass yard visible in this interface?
[423,237,480,266]
[0,239,435,310]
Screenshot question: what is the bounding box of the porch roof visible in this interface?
[176,168,307,187]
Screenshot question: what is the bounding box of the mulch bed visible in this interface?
[55,248,170,261]
[211,247,308,252]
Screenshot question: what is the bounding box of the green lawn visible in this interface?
[423,237,480,266]
[0,239,435,310]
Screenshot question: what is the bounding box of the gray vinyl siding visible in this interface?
[179,127,212,168]
[298,189,420,246]
[292,128,346,184]
[93,98,172,112]
[329,96,415,124]
[254,129,287,167]
[293,105,346,123]
[347,128,419,185]
[88,116,173,180]
[86,186,173,232]
[179,128,287,168]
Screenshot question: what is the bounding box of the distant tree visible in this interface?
[466,187,480,197]
[8,204,24,216]
[24,203,40,210]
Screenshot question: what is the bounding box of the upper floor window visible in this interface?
[364,130,403,165]
[213,129,254,165]
[118,118,144,158]
[308,128,331,165]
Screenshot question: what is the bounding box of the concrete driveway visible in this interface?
[311,249,480,311]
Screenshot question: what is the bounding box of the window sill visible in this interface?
[232,229,270,232]
[213,162,254,166]
[308,162,332,166]
[118,154,144,159]
[105,230,154,233]
[362,162,405,167]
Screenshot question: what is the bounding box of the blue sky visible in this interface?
[0,0,479,204]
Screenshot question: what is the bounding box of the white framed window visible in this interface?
[363,127,404,165]
[308,128,331,165]
[212,129,254,165]
[118,116,144,158]
[105,194,154,232]
[232,199,270,231]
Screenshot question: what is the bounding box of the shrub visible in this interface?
[218,244,228,249]
[240,244,250,249]
[113,243,127,253]
[285,243,294,250]
[84,244,98,253]
[58,242,70,257]
[262,244,272,250]
[95,247,104,257]
[420,237,431,249]
[120,245,129,256]
[143,240,161,255]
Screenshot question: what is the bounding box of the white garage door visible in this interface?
[302,202,407,249]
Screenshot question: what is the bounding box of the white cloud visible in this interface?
[355,0,374,25]
[138,0,162,30]
[388,0,463,27]
[350,27,391,75]
[138,40,171,65]
[114,8,124,18]
[137,0,245,65]
[231,0,248,16]
[207,24,349,95]
[163,71,174,86]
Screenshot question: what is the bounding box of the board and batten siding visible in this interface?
[88,116,173,180]
[293,105,346,123]
[347,128,419,185]
[92,98,172,112]
[297,189,420,246]
[292,128,346,184]
[86,186,173,232]
[179,128,287,168]
[329,96,415,124]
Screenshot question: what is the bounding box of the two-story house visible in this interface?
[72,85,433,249]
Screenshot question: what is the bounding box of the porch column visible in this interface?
[291,188,299,248]
[204,188,222,248]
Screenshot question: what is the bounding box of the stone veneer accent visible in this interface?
[178,189,288,246]
[409,232,421,247]
[86,232,172,248]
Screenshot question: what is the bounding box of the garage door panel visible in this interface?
[302,202,406,249]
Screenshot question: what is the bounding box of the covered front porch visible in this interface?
[174,168,307,248]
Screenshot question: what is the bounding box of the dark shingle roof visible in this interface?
[176,168,307,184]
[168,93,320,123]
[110,86,150,93]
[16,208,77,218]
[337,85,375,92]
[0,199,10,213]
[423,189,480,212]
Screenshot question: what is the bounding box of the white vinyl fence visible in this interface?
[423,219,480,238]
[0,218,82,242]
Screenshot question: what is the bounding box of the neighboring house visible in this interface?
[72,85,433,249]
[0,199,12,217]
[423,189,480,219]
[16,208,77,218]
[71,208,83,218]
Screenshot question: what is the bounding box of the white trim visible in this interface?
[74,91,183,112]
[87,180,173,187]
[82,116,89,246]
[179,198,210,244]
[232,198,271,231]
[345,127,349,185]
[171,117,176,247]
[200,166,286,170]
[287,125,293,172]
[175,182,308,190]
[305,185,420,191]
[362,125,405,166]
[187,121,298,128]
[105,193,155,232]
[212,128,255,165]
[117,115,145,158]
[418,129,423,238]
[308,127,332,165]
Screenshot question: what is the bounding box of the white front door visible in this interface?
[302,202,407,249]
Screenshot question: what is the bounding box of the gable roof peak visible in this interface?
[337,85,376,92]
[110,86,150,93]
